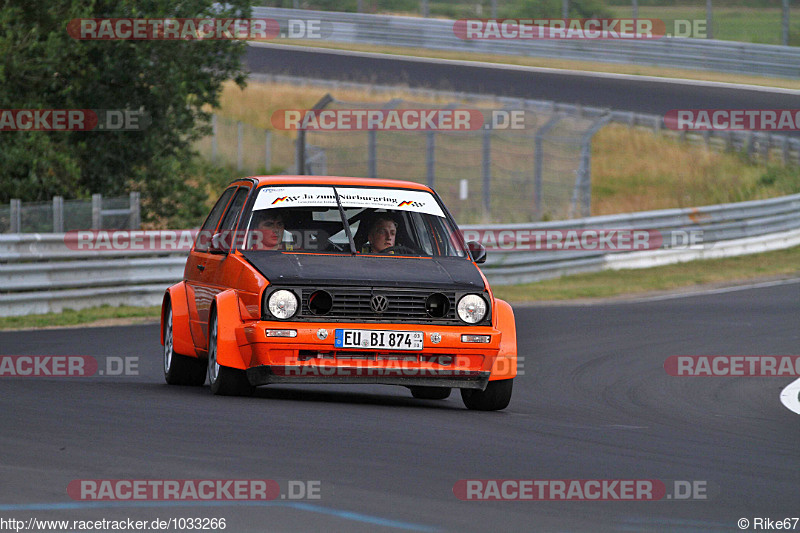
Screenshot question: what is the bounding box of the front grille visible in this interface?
[300,287,458,323]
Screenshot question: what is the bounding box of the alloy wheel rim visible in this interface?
[164,310,173,374]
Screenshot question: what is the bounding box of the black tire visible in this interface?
[163,303,206,386]
[207,311,254,396]
[409,386,451,400]
[461,379,513,411]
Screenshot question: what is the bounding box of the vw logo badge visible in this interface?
[370,294,389,314]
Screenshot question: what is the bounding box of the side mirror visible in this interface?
[208,232,230,254]
[467,241,487,264]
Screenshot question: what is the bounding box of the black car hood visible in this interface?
[241,251,485,290]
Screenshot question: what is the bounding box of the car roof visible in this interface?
[236,175,434,192]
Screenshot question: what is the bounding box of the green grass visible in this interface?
[0,305,161,331]
[607,6,800,45]
[491,244,800,302]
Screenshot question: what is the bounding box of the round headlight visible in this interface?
[457,294,487,324]
[267,290,298,319]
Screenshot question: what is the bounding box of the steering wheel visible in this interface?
[378,244,418,255]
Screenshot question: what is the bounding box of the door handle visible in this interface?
[196,264,205,272]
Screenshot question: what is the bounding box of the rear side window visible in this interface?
[219,187,250,233]
[195,187,235,252]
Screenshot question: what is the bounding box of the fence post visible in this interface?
[296,129,306,175]
[211,114,218,163]
[534,114,563,220]
[52,196,64,233]
[265,130,272,171]
[482,126,491,215]
[10,199,21,233]
[129,191,141,229]
[573,114,612,218]
[92,194,102,230]
[426,130,435,188]
[237,121,244,171]
[368,129,377,179]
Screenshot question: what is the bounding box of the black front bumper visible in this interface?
[246,365,490,390]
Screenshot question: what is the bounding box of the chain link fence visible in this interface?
[0,193,140,234]
[294,96,607,223]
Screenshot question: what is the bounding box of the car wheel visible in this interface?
[208,311,254,397]
[461,378,513,411]
[409,386,451,400]
[164,302,206,386]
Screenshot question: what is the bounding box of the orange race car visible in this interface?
[160,176,517,410]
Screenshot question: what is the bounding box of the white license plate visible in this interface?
[334,329,424,350]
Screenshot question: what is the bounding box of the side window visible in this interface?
[195,187,235,253]
[218,187,250,233]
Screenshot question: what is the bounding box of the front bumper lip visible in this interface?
[246,365,490,390]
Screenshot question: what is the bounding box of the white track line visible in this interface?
[780,378,800,416]
[248,42,800,95]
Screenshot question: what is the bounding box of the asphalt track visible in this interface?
[245,44,800,123]
[1,281,799,532]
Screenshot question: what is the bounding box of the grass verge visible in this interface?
[491,244,800,302]
[0,305,161,331]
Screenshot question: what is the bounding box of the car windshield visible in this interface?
[241,185,468,257]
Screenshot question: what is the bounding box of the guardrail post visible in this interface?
[482,125,491,216]
[52,196,64,233]
[211,114,218,162]
[426,130,435,187]
[129,192,141,229]
[92,194,102,230]
[237,121,244,171]
[265,130,272,171]
[10,199,21,233]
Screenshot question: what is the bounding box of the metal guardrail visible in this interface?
[252,7,800,79]
[1,193,799,316]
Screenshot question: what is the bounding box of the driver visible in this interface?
[363,216,398,254]
[248,211,293,251]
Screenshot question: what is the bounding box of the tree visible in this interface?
[0,0,250,223]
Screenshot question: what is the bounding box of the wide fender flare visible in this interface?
[490,298,517,380]
[162,283,196,358]
[212,289,246,370]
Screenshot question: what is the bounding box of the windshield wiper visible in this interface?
[332,187,357,255]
